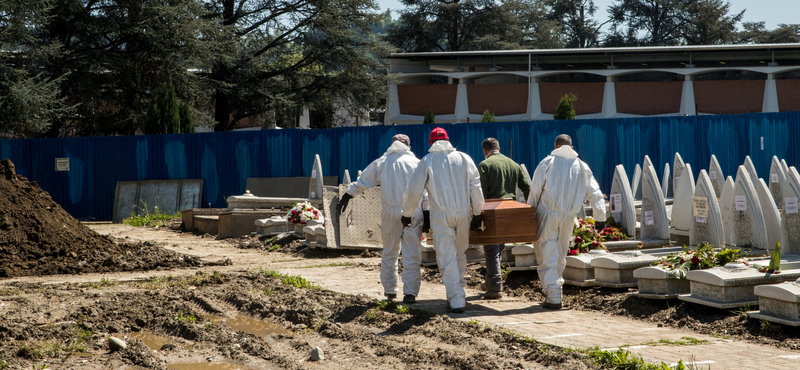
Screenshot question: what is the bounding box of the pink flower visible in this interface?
[569,249,579,256]
[613,235,620,241]
[687,250,693,254]
[300,220,306,225]
[592,240,600,248]
[691,256,700,264]
[574,236,584,245]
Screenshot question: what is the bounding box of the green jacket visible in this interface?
[478,153,531,201]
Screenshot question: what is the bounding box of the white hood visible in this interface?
[429,140,455,153]
[385,140,411,155]
[551,145,578,160]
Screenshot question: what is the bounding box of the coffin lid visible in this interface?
[483,198,532,211]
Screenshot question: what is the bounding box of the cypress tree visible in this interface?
[179,103,194,133]
[553,94,577,120]
[144,83,180,134]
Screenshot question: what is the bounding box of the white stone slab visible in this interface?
[343,169,352,185]
[609,165,636,235]
[592,252,658,287]
[643,155,655,173]
[709,155,724,198]
[634,266,676,279]
[680,266,800,308]
[690,170,725,247]
[781,167,800,254]
[732,166,769,249]
[719,176,736,246]
[755,282,800,303]
[633,266,692,297]
[671,153,685,199]
[303,225,318,242]
[662,162,671,199]
[756,178,781,250]
[782,159,790,174]
[631,163,642,201]
[769,156,786,206]
[641,165,670,240]
[309,154,324,200]
[744,155,759,184]
[670,163,695,232]
[512,244,535,255]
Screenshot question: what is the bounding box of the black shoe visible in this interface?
[403,294,416,304]
[483,291,503,300]
[385,293,397,300]
[541,302,562,310]
[446,302,465,314]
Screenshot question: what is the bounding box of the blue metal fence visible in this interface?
[3,111,800,221]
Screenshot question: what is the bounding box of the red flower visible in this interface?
[691,256,700,264]
[300,220,306,225]
[313,210,318,215]
[603,228,613,234]
[592,240,600,248]
[292,210,297,215]
[574,236,584,245]
[613,235,620,241]
[680,258,685,263]
[569,249,579,255]
[579,219,586,225]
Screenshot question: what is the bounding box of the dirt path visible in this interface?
[2,225,800,369]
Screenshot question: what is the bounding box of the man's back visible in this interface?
[530,146,599,216]
[478,153,531,200]
[348,141,419,209]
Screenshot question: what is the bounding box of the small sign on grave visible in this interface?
[709,170,716,180]
[693,196,709,218]
[772,173,779,183]
[55,158,69,171]
[735,195,747,211]
[644,210,654,225]
[787,197,799,214]
[311,169,317,179]
[610,193,622,219]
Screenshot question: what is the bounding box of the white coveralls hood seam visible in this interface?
[429,140,456,153]
[385,141,411,154]
[551,145,578,159]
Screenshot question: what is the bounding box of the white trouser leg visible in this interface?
[380,210,403,295]
[432,210,471,309]
[534,208,573,304]
[401,211,424,296]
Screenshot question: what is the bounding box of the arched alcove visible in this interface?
[615,71,684,115]
[692,69,767,114]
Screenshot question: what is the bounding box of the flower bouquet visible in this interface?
[597,217,629,242]
[287,201,323,225]
[569,217,630,256]
[653,242,749,279]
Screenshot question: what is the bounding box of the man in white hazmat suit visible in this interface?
[337,134,428,304]
[528,134,606,309]
[401,128,485,313]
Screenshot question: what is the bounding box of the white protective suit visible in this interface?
[528,145,606,304]
[402,140,484,309]
[346,141,427,297]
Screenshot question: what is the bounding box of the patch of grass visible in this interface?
[136,274,186,290]
[175,312,197,323]
[641,336,708,347]
[0,360,7,369]
[17,343,43,360]
[65,328,91,353]
[730,304,752,316]
[43,342,61,358]
[259,268,321,290]
[296,262,355,269]
[709,332,731,339]
[0,288,20,296]
[263,288,273,296]
[122,201,180,227]
[376,300,412,314]
[586,348,702,370]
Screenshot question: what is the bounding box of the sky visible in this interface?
[374,0,799,30]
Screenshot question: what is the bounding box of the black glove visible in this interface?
[470,214,483,231]
[401,216,412,228]
[595,221,605,231]
[422,211,430,233]
[337,193,353,214]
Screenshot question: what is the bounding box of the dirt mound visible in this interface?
[234,234,381,259]
[0,159,201,277]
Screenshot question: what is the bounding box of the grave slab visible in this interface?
[690,170,725,247]
[719,176,736,246]
[769,156,787,206]
[782,159,790,174]
[511,244,536,268]
[315,226,328,247]
[731,166,769,249]
[564,251,608,287]
[709,155,724,198]
[641,165,670,241]
[592,251,659,288]
[303,225,318,243]
[632,266,691,299]
[781,167,800,254]
[113,179,203,224]
[747,281,800,326]
[756,178,781,250]
[181,208,226,231]
[679,264,800,308]
[609,165,636,236]
[245,176,338,199]
[218,210,280,239]
[670,163,695,238]
[255,216,289,235]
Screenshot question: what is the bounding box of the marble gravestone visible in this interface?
[343,169,352,185]
[662,163,671,199]
[709,155,724,197]
[781,167,800,254]
[731,166,769,249]
[609,165,636,235]
[309,154,324,200]
[744,156,759,184]
[631,163,642,201]
[670,163,696,235]
[769,156,787,206]
[690,170,725,247]
[670,153,685,199]
[719,176,736,246]
[782,159,790,174]
[641,165,670,241]
[756,178,781,250]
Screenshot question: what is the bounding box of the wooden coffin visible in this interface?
[469,199,537,245]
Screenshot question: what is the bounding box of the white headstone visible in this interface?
[731,166,769,249]
[769,156,786,206]
[780,167,800,254]
[756,178,781,250]
[670,163,696,232]
[662,163,671,199]
[782,159,790,174]
[309,154,324,200]
[670,153,685,199]
[517,164,531,203]
[744,155,759,183]
[357,170,362,179]
[631,163,642,201]
[643,155,655,173]
[343,169,352,185]
[718,176,736,246]
[641,165,670,240]
[690,170,724,247]
[709,155,724,197]
[609,165,636,236]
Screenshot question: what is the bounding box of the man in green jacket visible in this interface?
[477,137,532,299]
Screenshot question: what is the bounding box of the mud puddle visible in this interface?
[166,361,256,370]
[209,314,289,340]
[128,331,186,351]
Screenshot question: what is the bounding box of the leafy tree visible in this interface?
[683,0,743,45]
[606,0,696,46]
[0,0,74,137]
[553,94,576,120]
[423,109,436,124]
[144,83,180,135]
[207,0,390,131]
[737,22,800,44]
[179,103,195,134]
[547,0,603,48]
[479,109,497,123]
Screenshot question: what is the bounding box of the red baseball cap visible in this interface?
[429,127,449,145]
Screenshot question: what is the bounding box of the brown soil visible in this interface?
[0,271,599,369]
[234,234,381,258]
[0,159,205,277]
